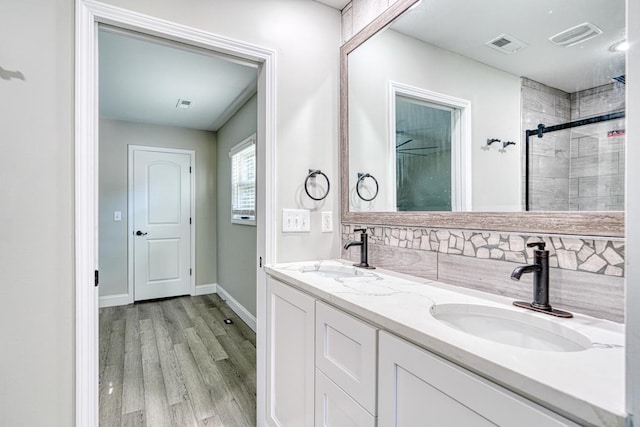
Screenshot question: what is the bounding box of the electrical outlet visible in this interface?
[282,209,311,232]
[321,211,333,233]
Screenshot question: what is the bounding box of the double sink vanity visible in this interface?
[265,260,625,427]
[267,0,629,425]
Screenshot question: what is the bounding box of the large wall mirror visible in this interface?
[341,0,625,236]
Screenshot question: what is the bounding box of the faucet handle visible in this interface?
[354,228,367,234]
[527,241,546,251]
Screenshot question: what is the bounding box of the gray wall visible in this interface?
[0,0,74,425]
[217,95,258,315]
[99,119,218,297]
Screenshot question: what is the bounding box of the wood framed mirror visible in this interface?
[340,0,624,237]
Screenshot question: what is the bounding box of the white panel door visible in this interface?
[132,148,192,301]
[266,277,315,427]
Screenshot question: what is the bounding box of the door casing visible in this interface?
[75,1,276,425]
[128,145,196,303]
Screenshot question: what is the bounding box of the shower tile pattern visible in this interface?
[522,78,625,211]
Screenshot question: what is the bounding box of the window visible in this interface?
[230,134,256,225]
[389,82,471,211]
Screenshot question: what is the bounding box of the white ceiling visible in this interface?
[391,0,625,93]
[99,27,258,131]
[314,0,350,10]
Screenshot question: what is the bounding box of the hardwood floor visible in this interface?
[99,294,256,427]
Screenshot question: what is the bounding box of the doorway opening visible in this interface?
[76,2,276,425]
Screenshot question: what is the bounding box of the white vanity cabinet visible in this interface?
[265,271,583,427]
[266,276,316,427]
[378,332,579,427]
[315,301,377,426]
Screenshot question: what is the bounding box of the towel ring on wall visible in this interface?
[304,169,330,201]
[356,173,379,201]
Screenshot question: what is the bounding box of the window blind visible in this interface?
[230,135,256,223]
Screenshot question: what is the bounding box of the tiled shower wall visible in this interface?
[342,224,625,322]
[569,83,625,210]
[521,78,572,210]
[522,78,626,211]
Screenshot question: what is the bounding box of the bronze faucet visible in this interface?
[511,242,572,318]
[344,228,375,269]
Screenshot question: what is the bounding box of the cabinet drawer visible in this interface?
[316,369,376,427]
[315,301,377,414]
[378,332,580,427]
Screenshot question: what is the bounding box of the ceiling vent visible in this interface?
[613,75,626,84]
[485,34,527,54]
[549,23,603,47]
[176,99,192,109]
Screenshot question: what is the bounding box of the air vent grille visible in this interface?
[549,22,602,47]
[176,99,192,109]
[613,75,626,84]
[485,34,527,54]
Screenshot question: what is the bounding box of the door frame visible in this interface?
[128,145,196,303]
[75,1,276,425]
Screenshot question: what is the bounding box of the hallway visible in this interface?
[99,294,256,426]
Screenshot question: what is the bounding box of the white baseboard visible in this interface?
[195,283,217,295]
[216,284,257,332]
[99,293,133,308]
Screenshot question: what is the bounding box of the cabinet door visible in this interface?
[378,332,579,427]
[316,301,377,414]
[316,369,376,427]
[266,277,315,427]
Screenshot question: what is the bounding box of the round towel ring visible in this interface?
[356,173,379,202]
[304,169,330,201]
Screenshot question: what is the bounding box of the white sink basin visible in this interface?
[299,264,365,279]
[300,263,378,281]
[430,303,592,352]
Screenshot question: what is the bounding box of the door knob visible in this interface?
[135,230,148,236]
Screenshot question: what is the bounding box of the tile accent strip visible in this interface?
[342,224,625,277]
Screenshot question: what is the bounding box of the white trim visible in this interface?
[75,1,99,425]
[217,284,257,332]
[627,0,640,420]
[229,133,256,157]
[76,2,277,426]
[127,145,197,300]
[99,285,218,308]
[195,283,218,296]
[98,293,132,308]
[388,81,472,211]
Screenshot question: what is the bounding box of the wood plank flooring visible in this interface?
[100,294,256,427]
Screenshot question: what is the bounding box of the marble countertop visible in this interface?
[265,259,626,427]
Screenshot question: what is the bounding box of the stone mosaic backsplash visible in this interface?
[342,224,625,277]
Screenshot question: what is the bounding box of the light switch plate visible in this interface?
[113,211,122,221]
[321,211,333,232]
[282,209,311,232]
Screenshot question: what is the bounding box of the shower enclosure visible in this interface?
[526,111,626,211]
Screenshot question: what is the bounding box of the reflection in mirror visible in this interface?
[347,0,626,213]
[396,95,453,211]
